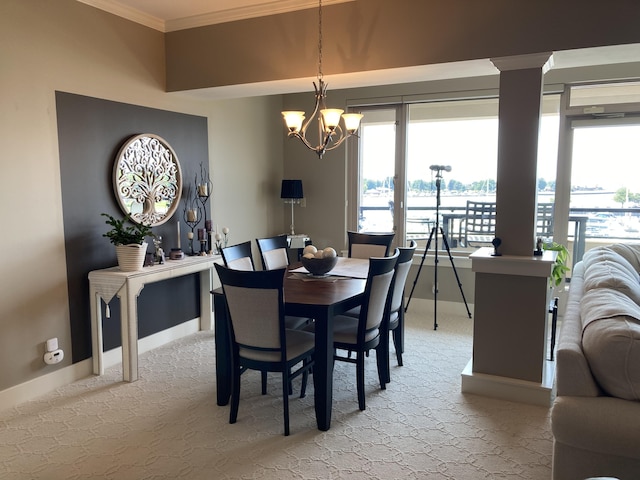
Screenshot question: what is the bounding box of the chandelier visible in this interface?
[281,0,363,159]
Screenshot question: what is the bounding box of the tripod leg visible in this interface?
[404,228,436,313]
[439,227,472,318]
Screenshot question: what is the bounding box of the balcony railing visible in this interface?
[359,204,640,274]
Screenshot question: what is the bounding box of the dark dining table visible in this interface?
[212,259,368,431]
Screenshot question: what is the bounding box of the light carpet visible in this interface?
[0,303,553,479]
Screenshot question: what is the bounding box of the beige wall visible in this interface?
[0,0,283,395]
[166,0,640,91]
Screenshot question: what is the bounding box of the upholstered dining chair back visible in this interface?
[387,240,417,371]
[221,241,255,271]
[256,235,290,270]
[360,250,399,336]
[256,235,311,330]
[347,231,395,259]
[390,240,417,319]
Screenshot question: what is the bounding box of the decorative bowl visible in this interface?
[301,256,339,276]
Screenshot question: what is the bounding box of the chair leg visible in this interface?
[395,308,405,366]
[261,370,267,395]
[300,358,309,398]
[356,353,366,411]
[282,371,290,436]
[230,365,241,424]
[376,343,388,389]
[391,326,403,368]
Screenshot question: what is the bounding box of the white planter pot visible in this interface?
[116,242,148,272]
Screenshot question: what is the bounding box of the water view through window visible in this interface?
[356,93,640,270]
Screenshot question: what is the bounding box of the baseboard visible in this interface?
[405,297,474,317]
[102,318,200,370]
[0,318,201,412]
[461,358,556,407]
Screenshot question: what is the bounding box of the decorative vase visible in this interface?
[116,242,148,272]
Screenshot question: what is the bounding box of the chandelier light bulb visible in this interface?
[342,113,364,134]
[320,108,344,131]
[282,111,305,133]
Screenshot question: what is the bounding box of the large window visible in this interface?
[352,95,559,254]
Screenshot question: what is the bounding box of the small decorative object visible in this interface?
[214,233,223,254]
[491,237,502,257]
[152,235,164,264]
[301,245,338,276]
[182,185,202,256]
[534,236,543,256]
[222,226,230,248]
[170,248,184,260]
[102,213,152,271]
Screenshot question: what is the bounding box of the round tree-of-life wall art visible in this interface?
[113,133,183,226]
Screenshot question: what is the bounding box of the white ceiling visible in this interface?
[78,0,640,100]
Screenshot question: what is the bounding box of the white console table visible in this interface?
[89,255,222,382]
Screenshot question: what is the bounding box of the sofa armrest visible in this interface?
[552,395,640,460]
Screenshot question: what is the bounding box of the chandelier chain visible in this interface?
[317,0,323,80]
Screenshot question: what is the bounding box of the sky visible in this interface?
[361,118,640,193]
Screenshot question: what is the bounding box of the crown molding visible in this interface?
[78,0,355,33]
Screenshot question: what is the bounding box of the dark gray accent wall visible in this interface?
[56,92,209,363]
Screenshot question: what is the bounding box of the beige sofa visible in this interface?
[551,244,640,480]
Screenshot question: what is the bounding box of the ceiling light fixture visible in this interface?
[281,0,363,159]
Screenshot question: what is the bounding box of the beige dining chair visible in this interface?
[220,241,255,271]
[215,264,315,436]
[256,234,290,270]
[344,241,417,385]
[306,249,399,410]
[347,231,395,258]
[256,235,312,331]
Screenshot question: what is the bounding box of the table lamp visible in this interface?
[281,179,304,235]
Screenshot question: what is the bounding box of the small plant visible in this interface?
[543,240,570,287]
[102,213,152,246]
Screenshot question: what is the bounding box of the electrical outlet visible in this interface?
[300,198,306,208]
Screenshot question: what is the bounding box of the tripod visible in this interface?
[405,166,471,330]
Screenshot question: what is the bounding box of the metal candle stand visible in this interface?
[196,163,213,254]
[182,186,203,256]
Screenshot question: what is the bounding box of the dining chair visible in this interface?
[214,264,315,436]
[343,241,416,384]
[256,234,290,270]
[256,235,312,331]
[307,249,399,411]
[347,231,395,259]
[221,241,255,271]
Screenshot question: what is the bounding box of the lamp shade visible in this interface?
[281,179,304,199]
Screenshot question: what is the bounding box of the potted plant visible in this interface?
[102,213,152,271]
[543,240,570,289]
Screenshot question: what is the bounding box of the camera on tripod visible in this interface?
[429,165,452,173]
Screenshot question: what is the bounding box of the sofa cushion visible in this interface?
[582,248,640,304]
[605,243,640,271]
[581,304,640,401]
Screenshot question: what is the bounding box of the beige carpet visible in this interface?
[0,303,553,479]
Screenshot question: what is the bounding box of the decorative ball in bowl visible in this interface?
[301,246,338,276]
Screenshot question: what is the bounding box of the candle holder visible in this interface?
[182,185,202,256]
[196,162,213,254]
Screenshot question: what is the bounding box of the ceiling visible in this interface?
[78,0,354,32]
[78,0,640,100]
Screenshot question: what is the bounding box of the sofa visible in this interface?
[551,243,640,480]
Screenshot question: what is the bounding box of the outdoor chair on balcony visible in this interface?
[464,201,497,247]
